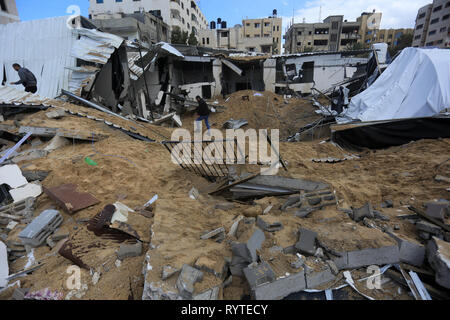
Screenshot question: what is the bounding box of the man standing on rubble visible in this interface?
[195,96,211,133]
[10,64,37,94]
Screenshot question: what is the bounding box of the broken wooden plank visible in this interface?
[222,59,243,76]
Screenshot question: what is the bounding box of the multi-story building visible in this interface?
[91,12,169,43]
[412,0,450,48]
[89,0,208,38]
[0,0,19,25]
[198,10,282,54]
[284,12,381,53]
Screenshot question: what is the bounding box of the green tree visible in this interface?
[188,31,198,46]
[171,26,189,45]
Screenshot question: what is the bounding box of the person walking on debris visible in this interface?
[195,95,211,132]
[10,63,38,93]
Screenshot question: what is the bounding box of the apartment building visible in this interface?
[198,10,282,54]
[284,13,379,53]
[412,0,450,48]
[365,28,414,47]
[0,0,19,25]
[89,0,208,37]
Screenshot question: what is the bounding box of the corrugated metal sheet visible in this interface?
[0,86,54,106]
[0,15,124,100]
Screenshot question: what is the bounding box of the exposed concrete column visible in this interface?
[263,58,277,93]
[212,59,223,97]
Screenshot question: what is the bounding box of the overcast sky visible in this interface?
[17,0,428,34]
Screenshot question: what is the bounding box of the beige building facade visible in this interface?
[89,0,208,38]
[0,0,19,25]
[412,0,449,48]
[199,11,282,54]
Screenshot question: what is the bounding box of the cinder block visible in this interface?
[18,210,63,247]
[12,288,29,300]
[256,217,283,232]
[305,267,336,289]
[243,262,276,288]
[295,228,317,256]
[426,201,449,222]
[352,203,374,222]
[347,246,399,268]
[252,270,306,300]
[176,264,204,299]
[416,221,442,236]
[193,286,220,300]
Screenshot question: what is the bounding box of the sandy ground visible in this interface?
[0,90,449,300]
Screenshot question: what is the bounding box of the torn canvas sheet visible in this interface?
[340,48,450,123]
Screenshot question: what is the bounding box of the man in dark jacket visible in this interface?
[10,63,38,93]
[195,96,211,131]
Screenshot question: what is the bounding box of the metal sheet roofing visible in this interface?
[0,15,124,99]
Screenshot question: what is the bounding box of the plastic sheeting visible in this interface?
[340,48,450,123]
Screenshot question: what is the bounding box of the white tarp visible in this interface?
[340,48,450,123]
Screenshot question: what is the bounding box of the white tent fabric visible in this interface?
[340,48,450,123]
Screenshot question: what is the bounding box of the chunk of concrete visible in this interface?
[162,266,179,280]
[295,228,317,256]
[12,288,29,300]
[228,215,244,237]
[305,266,336,289]
[252,270,306,300]
[44,135,70,152]
[12,150,48,163]
[347,246,400,268]
[201,227,225,240]
[243,262,276,288]
[117,241,143,260]
[256,217,283,232]
[425,201,449,223]
[0,164,28,188]
[387,232,426,267]
[9,183,42,204]
[231,242,251,262]
[352,203,374,222]
[176,264,204,299]
[0,241,8,287]
[281,195,301,211]
[18,209,63,247]
[247,229,265,262]
[427,237,450,289]
[193,286,220,300]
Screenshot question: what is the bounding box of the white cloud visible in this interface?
[281,0,430,35]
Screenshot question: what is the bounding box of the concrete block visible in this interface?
[18,209,63,247]
[215,202,235,211]
[231,243,251,262]
[387,232,426,267]
[416,221,442,236]
[308,198,322,206]
[45,108,66,119]
[352,203,374,222]
[228,215,244,237]
[256,217,283,232]
[0,197,35,218]
[162,266,179,280]
[252,270,306,300]
[12,288,29,300]
[247,229,265,262]
[305,267,336,289]
[0,241,8,288]
[330,252,348,270]
[347,245,399,268]
[195,256,228,278]
[176,264,204,299]
[427,237,450,289]
[281,195,301,211]
[426,201,449,222]
[44,135,70,152]
[295,228,317,256]
[193,286,220,300]
[0,164,28,188]
[117,241,142,260]
[243,262,276,288]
